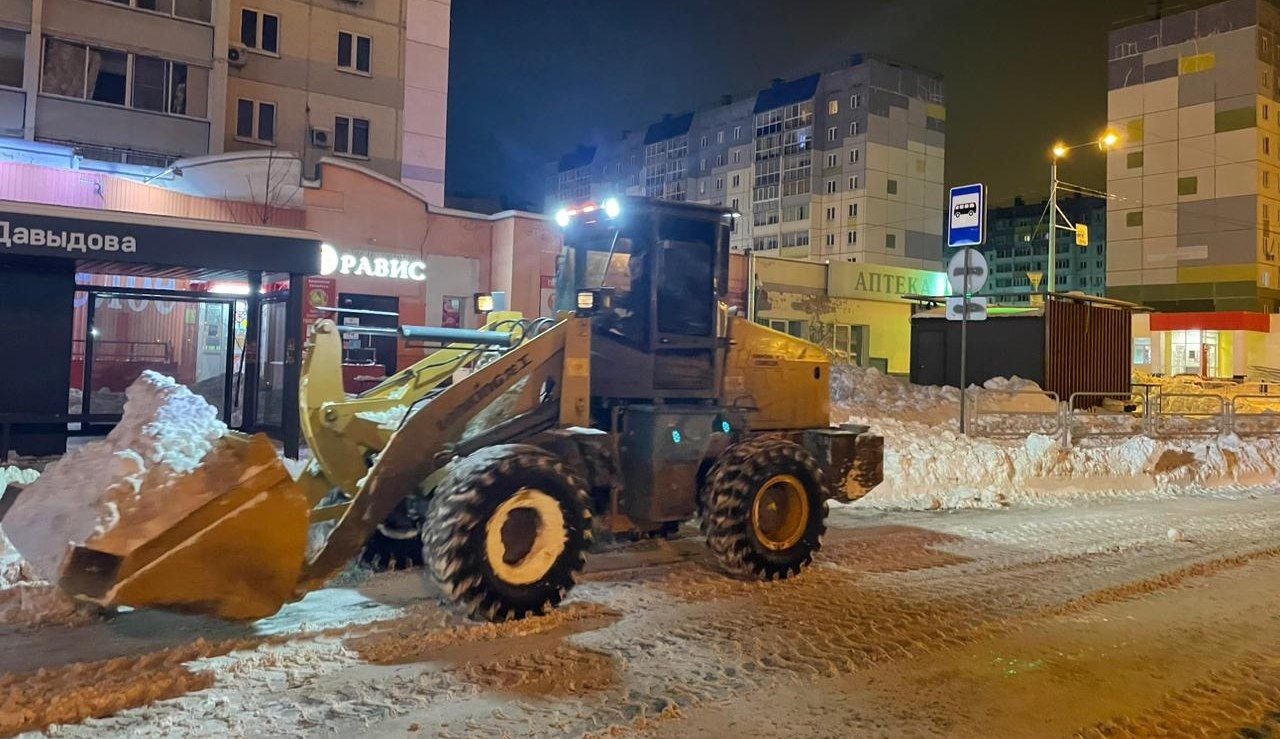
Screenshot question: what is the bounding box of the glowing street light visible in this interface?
[1045,130,1120,290]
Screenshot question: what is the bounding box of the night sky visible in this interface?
[448,0,1158,211]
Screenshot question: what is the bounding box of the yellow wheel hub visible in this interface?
[751,474,809,551]
[484,488,566,585]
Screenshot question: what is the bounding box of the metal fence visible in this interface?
[967,383,1280,445]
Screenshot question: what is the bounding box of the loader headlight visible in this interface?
[473,292,495,313]
[554,209,572,228]
[602,197,621,219]
[575,288,613,315]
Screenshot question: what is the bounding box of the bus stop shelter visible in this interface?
[0,199,320,457]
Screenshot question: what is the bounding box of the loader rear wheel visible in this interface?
[424,444,592,622]
[703,437,827,580]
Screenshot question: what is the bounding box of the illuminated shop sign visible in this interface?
[319,243,426,281]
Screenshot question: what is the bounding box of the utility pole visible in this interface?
[1048,159,1058,294]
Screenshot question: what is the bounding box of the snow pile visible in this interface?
[3,371,228,583]
[831,364,1054,428]
[355,405,410,431]
[0,466,38,489]
[831,364,1280,509]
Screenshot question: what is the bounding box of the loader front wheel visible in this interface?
[424,444,592,622]
[703,437,827,580]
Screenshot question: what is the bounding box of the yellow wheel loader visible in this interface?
[23,196,884,623]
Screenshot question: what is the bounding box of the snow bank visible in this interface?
[3,372,228,583]
[831,364,1280,509]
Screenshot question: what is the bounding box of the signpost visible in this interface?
[947,184,987,435]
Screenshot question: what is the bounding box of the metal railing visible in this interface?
[968,389,1061,438]
[1230,394,1280,436]
[1066,392,1147,446]
[1152,393,1227,437]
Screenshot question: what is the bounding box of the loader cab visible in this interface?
[553,197,732,401]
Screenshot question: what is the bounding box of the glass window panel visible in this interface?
[356,36,371,72]
[257,102,275,141]
[337,31,352,68]
[173,0,212,22]
[236,98,254,138]
[0,28,23,88]
[88,47,127,105]
[334,116,349,153]
[240,9,258,48]
[352,117,369,157]
[132,55,167,112]
[261,14,279,53]
[41,39,87,97]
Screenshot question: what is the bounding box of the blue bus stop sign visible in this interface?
[947,183,985,247]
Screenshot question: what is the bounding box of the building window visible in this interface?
[848,203,858,218]
[337,31,371,74]
[734,125,741,140]
[716,154,724,167]
[699,181,706,195]
[850,175,860,189]
[732,174,740,187]
[1267,137,1272,156]
[1177,176,1198,195]
[826,153,838,168]
[887,179,898,195]
[732,150,742,164]
[827,126,838,141]
[1127,150,1143,168]
[715,176,724,189]
[334,115,370,158]
[731,197,739,211]
[825,233,836,247]
[0,28,24,88]
[827,99,839,115]
[850,148,861,164]
[825,179,837,194]
[700,158,707,173]
[1267,171,1273,189]
[850,94,861,108]
[40,39,208,117]
[826,206,836,220]
[717,130,725,144]
[241,9,279,55]
[886,233,896,249]
[849,121,859,136]
[100,0,212,22]
[236,98,275,142]
[847,231,856,245]
[700,135,707,147]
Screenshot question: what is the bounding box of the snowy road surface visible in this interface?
[6,489,1280,737]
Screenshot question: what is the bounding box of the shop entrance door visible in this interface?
[79,289,236,428]
[256,292,290,433]
[337,293,400,379]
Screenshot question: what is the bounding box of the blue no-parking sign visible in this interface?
[947,183,985,248]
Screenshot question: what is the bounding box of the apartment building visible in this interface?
[980,195,1107,305]
[0,0,447,203]
[1106,0,1279,312]
[548,54,946,271]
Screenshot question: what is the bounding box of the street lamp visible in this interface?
[1046,130,1119,292]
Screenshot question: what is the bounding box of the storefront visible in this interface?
[1132,312,1277,379]
[0,199,320,457]
[740,254,946,374]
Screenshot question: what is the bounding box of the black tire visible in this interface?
[703,437,828,580]
[424,444,592,621]
[360,500,426,571]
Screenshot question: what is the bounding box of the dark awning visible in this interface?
[0,199,320,277]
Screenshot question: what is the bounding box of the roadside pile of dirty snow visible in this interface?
[3,371,228,584]
[832,364,1280,509]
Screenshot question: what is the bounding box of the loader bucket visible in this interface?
[58,433,311,620]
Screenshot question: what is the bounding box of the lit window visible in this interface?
[241,9,279,54]
[828,99,839,115]
[334,115,370,157]
[41,39,207,118]
[337,31,372,74]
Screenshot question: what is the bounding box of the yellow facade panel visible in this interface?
[1176,264,1257,283]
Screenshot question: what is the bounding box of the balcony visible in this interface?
[36,96,209,159]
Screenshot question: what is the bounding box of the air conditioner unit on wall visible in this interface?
[228,45,247,68]
[309,128,333,149]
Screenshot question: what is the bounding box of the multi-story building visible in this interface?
[0,0,447,203]
[548,54,947,271]
[1108,0,1280,378]
[1106,0,1279,312]
[980,194,1107,305]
